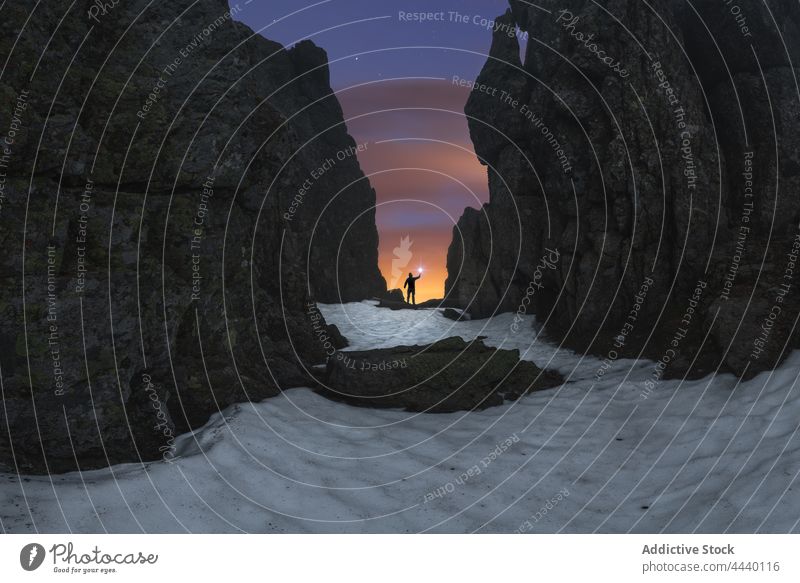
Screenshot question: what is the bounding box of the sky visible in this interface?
[230,0,517,301]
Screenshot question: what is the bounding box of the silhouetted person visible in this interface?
[404,272,421,305]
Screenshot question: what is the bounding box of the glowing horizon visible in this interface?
[232,3,500,303]
[339,80,489,303]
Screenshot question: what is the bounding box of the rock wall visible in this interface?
[0,0,384,473]
[446,0,800,377]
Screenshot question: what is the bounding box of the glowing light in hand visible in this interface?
[418,267,423,273]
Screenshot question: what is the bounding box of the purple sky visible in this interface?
[229,0,518,299]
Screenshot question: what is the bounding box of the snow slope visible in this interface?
[1,301,799,533]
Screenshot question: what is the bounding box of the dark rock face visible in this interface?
[446,1,800,377]
[0,0,383,473]
[321,337,563,412]
[383,288,406,302]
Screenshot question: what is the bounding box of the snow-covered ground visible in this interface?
[2,301,799,533]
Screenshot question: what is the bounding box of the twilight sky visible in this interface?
[230,0,518,300]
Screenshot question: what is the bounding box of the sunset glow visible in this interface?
[339,80,489,302]
[233,2,501,303]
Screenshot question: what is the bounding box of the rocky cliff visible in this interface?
[447,0,800,378]
[0,0,384,473]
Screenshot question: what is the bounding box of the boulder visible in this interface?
[442,308,470,321]
[382,288,406,302]
[321,337,563,412]
[415,298,452,309]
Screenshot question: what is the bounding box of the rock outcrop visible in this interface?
[442,308,470,322]
[321,337,563,412]
[447,1,800,377]
[0,0,383,473]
